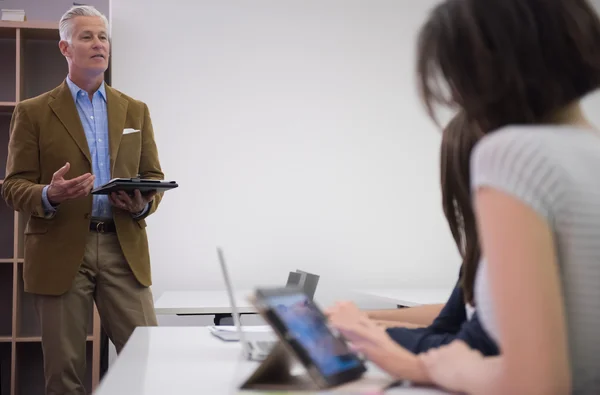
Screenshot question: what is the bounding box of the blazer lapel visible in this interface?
[105,85,128,174]
[49,81,91,164]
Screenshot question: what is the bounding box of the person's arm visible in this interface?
[424,188,570,395]
[463,187,570,395]
[134,102,165,220]
[2,103,48,218]
[385,281,500,356]
[366,303,444,326]
[468,134,570,395]
[41,185,58,215]
[389,310,499,356]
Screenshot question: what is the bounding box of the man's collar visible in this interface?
[66,75,106,102]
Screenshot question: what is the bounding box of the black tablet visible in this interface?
[91,178,178,195]
[253,287,366,388]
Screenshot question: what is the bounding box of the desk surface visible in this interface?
[155,287,453,315]
[355,287,452,307]
[94,327,449,395]
[154,290,255,315]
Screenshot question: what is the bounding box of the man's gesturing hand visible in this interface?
[47,162,96,205]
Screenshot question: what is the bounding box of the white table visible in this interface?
[155,287,453,323]
[355,287,452,307]
[154,290,257,325]
[94,327,448,395]
[154,290,255,315]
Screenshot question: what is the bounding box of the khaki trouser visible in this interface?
[33,232,158,395]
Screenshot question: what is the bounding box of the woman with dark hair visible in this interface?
[328,0,600,394]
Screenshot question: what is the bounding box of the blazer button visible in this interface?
[84,213,90,219]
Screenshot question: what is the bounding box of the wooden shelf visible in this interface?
[0,21,58,30]
[0,21,59,40]
[14,336,39,343]
[0,102,16,113]
[0,20,104,395]
[15,335,94,343]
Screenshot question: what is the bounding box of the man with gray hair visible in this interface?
[2,5,163,394]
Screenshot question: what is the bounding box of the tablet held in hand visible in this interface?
[91,178,179,195]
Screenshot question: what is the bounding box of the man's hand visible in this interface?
[109,189,156,214]
[47,162,95,205]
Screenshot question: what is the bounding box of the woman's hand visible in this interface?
[419,340,484,393]
[326,301,426,382]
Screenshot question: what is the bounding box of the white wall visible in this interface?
[110,0,460,315]
[110,0,600,318]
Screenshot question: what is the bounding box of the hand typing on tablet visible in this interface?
[109,189,157,214]
[328,301,430,382]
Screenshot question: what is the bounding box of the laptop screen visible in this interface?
[263,292,362,377]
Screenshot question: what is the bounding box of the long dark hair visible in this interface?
[416,0,600,131]
[418,0,600,302]
[440,112,483,304]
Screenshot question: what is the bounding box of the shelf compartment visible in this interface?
[0,113,11,181]
[0,264,13,337]
[16,341,93,395]
[16,265,95,338]
[0,102,15,114]
[0,199,14,260]
[0,36,16,103]
[21,36,67,100]
[0,342,11,395]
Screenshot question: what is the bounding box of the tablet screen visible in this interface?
[264,292,362,377]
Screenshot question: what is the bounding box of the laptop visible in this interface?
[216,247,277,361]
[286,269,320,300]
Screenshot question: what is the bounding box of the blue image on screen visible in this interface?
[266,293,361,377]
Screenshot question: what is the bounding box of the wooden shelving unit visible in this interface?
[0,20,103,395]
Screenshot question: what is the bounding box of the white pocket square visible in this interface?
[123,128,140,135]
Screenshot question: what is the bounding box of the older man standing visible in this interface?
[2,5,163,394]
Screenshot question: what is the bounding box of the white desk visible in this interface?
[356,288,452,307]
[155,288,453,319]
[154,290,255,315]
[154,290,256,325]
[94,327,448,395]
